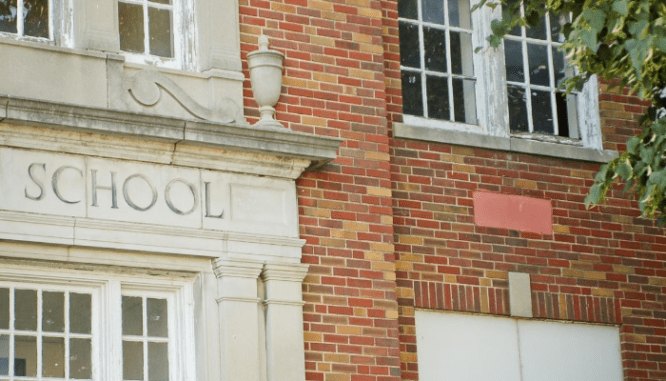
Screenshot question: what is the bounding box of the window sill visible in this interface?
[394,122,618,163]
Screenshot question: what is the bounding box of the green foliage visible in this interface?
[476,0,666,225]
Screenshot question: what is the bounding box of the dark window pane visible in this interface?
[70,339,92,379]
[23,0,48,38]
[398,0,418,20]
[450,31,472,75]
[42,337,64,378]
[525,12,547,40]
[399,21,420,68]
[148,342,168,381]
[15,289,37,331]
[0,335,8,375]
[556,92,570,137]
[527,43,549,86]
[423,26,447,72]
[149,7,172,57]
[531,89,554,134]
[503,0,521,36]
[150,0,170,4]
[70,293,91,334]
[401,71,423,116]
[422,0,444,24]
[147,298,168,338]
[550,12,567,42]
[122,296,143,336]
[14,336,36,377]
[504,39,524,82]
[507,85,528,132]
[123,341,144,380]
[0,288,8,329]
[452,78,476,124]
[42,291,64,332]
[552,46,566,87]
[445,0,472,28]
[426,75,450,120]
[119,2,145,53]
[0,0,18,34]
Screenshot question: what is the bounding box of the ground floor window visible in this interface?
[0,270,192,381]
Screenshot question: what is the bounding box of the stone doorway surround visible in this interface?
[0,96,341,381]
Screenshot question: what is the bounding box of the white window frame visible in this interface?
[117,0,195,70]
[399,0,603,152]
[0,265,196,381]
[0,0,54,42]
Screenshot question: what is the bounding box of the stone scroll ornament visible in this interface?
[247,35,286,128]
[127,70,243,123]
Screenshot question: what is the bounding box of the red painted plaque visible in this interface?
[473,192,552,235]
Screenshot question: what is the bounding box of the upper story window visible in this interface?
[0,0,50,40]
[118,0,190,69]
[399,0,478,125]
[504,8,578,138]
[397,0,602,150]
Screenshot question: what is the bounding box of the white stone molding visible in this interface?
[73,0,121,52]
[0,96,341,173]
[196,0,242,72]
[261,263,309,381]
[213,259,265,381]
[124,69,244,124]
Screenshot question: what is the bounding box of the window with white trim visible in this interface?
[397,0,602,148]
[118,0,191,69]
[0,273,193,381]
[0,0,51,40]
[503,7,578,138]
[399,0,477,125]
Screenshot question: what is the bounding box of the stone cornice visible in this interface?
[0,96,342,173]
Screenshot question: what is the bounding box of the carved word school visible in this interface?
[24,163,225,217]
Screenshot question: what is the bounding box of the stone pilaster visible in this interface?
[261,263,309,381]
[213,258,264,381]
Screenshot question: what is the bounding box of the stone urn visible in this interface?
[247,35,285,128]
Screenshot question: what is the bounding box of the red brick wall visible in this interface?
[239,0,402,380]
[240,0,666,379]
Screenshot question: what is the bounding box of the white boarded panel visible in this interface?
[415,310,521,381]
[518,320,623,381]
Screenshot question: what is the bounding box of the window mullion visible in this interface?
[143,296,148,381]
[48,0,54,40]
[64,292,70,381]
[143,1,150,55]
[443,0,454,122]
[37,290,43,380]
[17,0,25,36]
[417,3,428,118]
[9,287,15,378]
[545,13,559,136]
[519,19,534,133]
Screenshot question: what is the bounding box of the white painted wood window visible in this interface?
[399,0,478,125]
[415,310,623,381]
[503,7,579,138]
[398,0,602,149]
[118,0,191,69]
[0,273,194,381]
[0,0,52,40]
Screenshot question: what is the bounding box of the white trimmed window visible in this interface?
[503,7,578,138]
[117,0,192,69]
[397,0,603,150]
[0,0,51,40]
[0,272,194,381]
